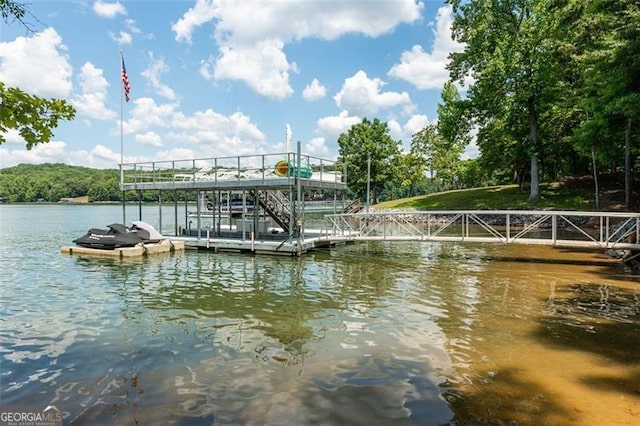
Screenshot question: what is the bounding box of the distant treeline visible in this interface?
[0,163,169,203]
[0,162,448,204]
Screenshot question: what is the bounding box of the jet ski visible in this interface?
[73,221,163,250]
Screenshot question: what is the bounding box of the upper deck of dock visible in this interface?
[120,152,346,192]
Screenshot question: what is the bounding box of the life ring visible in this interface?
[275,160,289,177]
[206,201,214,210]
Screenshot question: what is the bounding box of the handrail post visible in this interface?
[462,213,466,240]
[506,213,510,242]
[552,214,557,245]
[600,216,604,243]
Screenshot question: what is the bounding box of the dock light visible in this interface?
[274,160,313,178]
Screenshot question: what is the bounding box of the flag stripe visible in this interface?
[121,54,130,102]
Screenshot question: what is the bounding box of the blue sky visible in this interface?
[0,0,468,169]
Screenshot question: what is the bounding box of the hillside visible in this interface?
[375,175,639,212]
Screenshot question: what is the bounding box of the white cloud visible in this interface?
[198,60,214,80]
[302,78,326,101]
[0,27,72,98]
[171,0,219,44]
[110,30,132,45]
[1,129,23,145]
[108,96,269,160]
[72,62,117,120]
[206,40,294,100]
[174,0,422,98]
[316,110,361,138]
[175,0,422,45]
[125,19,141,35]
[67,145,124,168]
[142,53,177,100]
[388,5,464,90]
[387,119,404,142]
[305,137,330,159]
[404,114,431,137]
[387,114,431,151]
[121,97,179,135]
[136,131,163,147]
[168,110,266,157]
[0,141,67,168]
[334,71,413,116]
[93,1,126,18]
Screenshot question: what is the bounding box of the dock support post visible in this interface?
[296,141,303,256]
[158,191,163,232]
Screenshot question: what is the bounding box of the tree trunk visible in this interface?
[528,101,540,201]
[529,155,540,201]
[592,147,599,210]
[624,118,632,210]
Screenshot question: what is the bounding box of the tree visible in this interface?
[411,122,463,188]
[573,0,640,210]
[447,0,562,201]
[337,118,402,204]
[0,0,76,149]
[0,83,76,149]
[437,81,470,161]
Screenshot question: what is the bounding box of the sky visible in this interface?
[0,0,470,169]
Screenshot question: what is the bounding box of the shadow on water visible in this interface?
[442,281,640,425]
[533,283,640,394]
[444,368,573,425]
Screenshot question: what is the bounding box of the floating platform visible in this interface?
[61,239,185,258]
[175,227,351,256]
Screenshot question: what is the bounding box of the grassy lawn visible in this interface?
[375,182,605,211]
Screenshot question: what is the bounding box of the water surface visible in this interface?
[1,204,638,425]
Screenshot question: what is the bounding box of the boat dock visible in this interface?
[116,150,639,259]
[118,149,351,256]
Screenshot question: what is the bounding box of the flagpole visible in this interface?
[120,50,126,224]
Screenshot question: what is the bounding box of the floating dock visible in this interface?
[177,234,344,255]
[61,239,185,258]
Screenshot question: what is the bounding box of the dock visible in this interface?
[175,227,350,255]
[117,150,640,258]
[61,239,185,258]
[118,148,351,256]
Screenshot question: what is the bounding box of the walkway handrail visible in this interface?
[119,152,345,189]
[320,210,640,250]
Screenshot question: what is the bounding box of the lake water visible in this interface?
[1,204,639,425]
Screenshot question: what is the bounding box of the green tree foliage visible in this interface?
[571,0,640,208]
[436,81,470,160]
[0,164,119,202]
[441,0,638,209]
[337,118,402,204]
[410,125,440,180]
[0,1,76,149]
[0,83,76,149]
[0,163,206,203]
[447,0,563,200]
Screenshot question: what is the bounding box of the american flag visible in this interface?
[121,53,131,102]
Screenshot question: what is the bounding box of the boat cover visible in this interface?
[131,221,164,241]
[73,222,160,250]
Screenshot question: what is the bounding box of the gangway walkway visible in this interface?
[320,210,640,251]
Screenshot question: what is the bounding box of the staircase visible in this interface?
[342,200,363,213]
[251,190,292,233]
